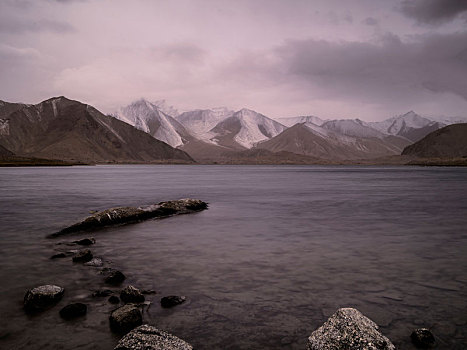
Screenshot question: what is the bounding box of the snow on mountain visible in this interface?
[152,99,180,117]
[115,99,189,148]
[177,108,233,136]
[210,108,286,149]
[276,115,327,127]
[321,119,385,139]
[369,111,434,135]
[425,115,467,125]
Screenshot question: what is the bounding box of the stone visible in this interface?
[24,285,65,312]
[92,289,114,297]
[114,324,193,350]
[411,328,436,348]
[105,270,126,285]
[84,257,103,267]
[73,238,96,246]
[50,199,208,237]
[160,296,186,308]
[120,285,145,303]
[72,249,93,263]
[109,304,143,334]
[59,303,87,319]
[307,308,395,350]
[141,289,156,294]
[50,253,67,259]
[109,295,120,304]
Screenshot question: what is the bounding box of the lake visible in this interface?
[0,165,466,349]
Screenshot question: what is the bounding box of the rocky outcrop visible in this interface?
[160,296,186,308]
[307,308,395,350]
[59,303,87,319]
[50,199,208,237]
[411,328,436,348]
[24,285,65,312]
[109,304,143,334]
[114,324,193,350]
[120,286,145,303]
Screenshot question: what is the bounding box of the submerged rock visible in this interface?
[59,303,87,319]
[92,289,114,297]
[84,257,103,267]
[105,270,126,285]
[72,249,93,263]
[50,199,208,237]
[109,304,143,334]
[73,238,96,246]
[120,285,145,303]
[24,285,65,312]
[307,308,395,350]
[114,324,193,350]
[411,328,436,348]
[161,296,186,308]
[50,253,67,259]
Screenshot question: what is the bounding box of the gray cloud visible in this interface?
[0,18,75,34]
[400,0,467,25]
[363,17,378,26]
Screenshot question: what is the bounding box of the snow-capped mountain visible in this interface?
[209,108,286,149]
[177,108,234,136]
[276,115,327,127]
[115,99,191,148]
[368,111,443,142]
[152,99,180,117]
[321,119,385,139]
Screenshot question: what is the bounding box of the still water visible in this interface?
[0,165,466,349]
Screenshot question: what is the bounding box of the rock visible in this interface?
[73,238,96,246]
[50,253,67,259]
[109,296,120,304]
[114,324,193,350]
[120,285,145,303]
[141,289,156,295]
[92,289,114,297]
[109,304,143,334]
[411,328,436,348]
[84,257,103,267]
[105,270,126,285]
[160,296,186,308]
[59,303,87,319]
[307,308,395,350]
[50,199,208,237]
[72,249,93,263]
[24,285,65,312]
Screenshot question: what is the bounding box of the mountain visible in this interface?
[276,115,327,127]
[115,99,192,148]
[368,111,443,142]
[321,119,384,138]
[402,123,467,158]
[256,123,411,160]
[0,100,27,118]
[0,97,192,163]
[208,108,286,149]
[177,108,233,136]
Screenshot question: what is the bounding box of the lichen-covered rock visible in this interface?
[24,285,65,312]
[411,328,436,348]
[72,249,93,263]
[120,285,145,303]
[114,324,193,350]
[59,303,87,319]
[50,199,208,237]
[307,308,395,350]
[109,304,143,334]
[105,270,126,285]
[160,296,186,308]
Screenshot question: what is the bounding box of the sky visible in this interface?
[1,0,467,121]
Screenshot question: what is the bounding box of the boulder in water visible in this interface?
[72,249,93,263]
[114,324,193,350]
[160,296,186,308]
[59,303,87,319]
[120,285,145,303]
[109,304,143,334]
[411,328,436,348]
[307,308,395,350]
[73,238,96,246]
[105,270,126,285]
[24,285,65,312]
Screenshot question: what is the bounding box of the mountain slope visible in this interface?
[209,108,286,149]
[0,97,192,163]
[177,108,233,136]
[115,99,192,148]
[402,123,467,158]
[321,119,384,138]
[276,115,327,127]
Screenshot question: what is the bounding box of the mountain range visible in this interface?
[1,96,466,165]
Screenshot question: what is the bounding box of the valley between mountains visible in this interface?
[1,96,466,165]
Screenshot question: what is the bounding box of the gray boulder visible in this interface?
[109,304,143,334]
[120,285,145,303]
[50,199,208,237]
[114,324,193,350]
[24,285,65,312]
[307,308,395,350]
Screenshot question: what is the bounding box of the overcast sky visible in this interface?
[1,0,467,121]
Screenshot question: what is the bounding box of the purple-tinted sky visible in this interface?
[1,0,466,121]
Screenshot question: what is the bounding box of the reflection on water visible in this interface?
[0,165,466,349]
